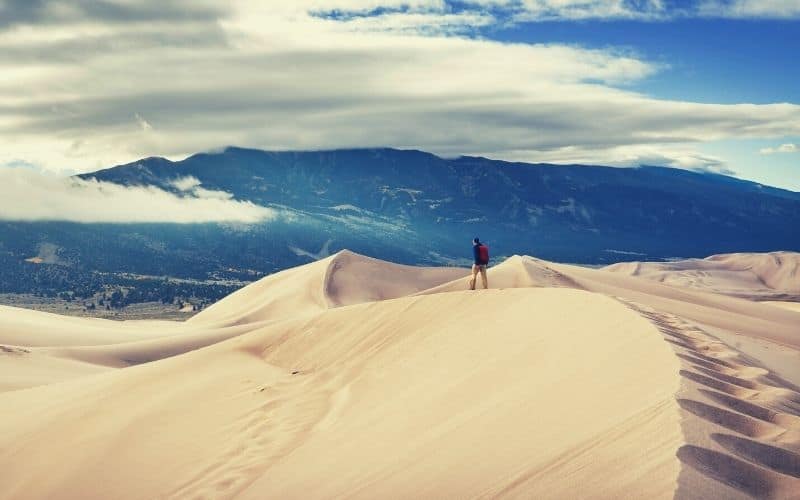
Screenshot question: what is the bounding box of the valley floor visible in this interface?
[0,294,197,321]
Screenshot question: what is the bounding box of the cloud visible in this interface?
[760,143,798,154]
[492,143,736,175]
[697,0,800,19]
[134,112,153,131]
[0,0,226,29]
[0,0,798,182]
[320,10,496,35]
[30,242,65,265]
[169,175,202,191]
[458,0,800,21]
[305,1,800,24]
[0,169,275,223]
[472,0,671,22]
[167,175,237,199]
[2,158,41,170]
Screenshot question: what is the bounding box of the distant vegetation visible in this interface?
[0,250,240,310]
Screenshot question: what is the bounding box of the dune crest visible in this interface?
[1,250,798,499]
[190,250,466,326]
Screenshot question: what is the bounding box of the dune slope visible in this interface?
[0,288,682,500]
[1,252,465,390]
[190,250,466,326]
[0,305,186,347]
[428,255,800,351]
[1,250,798,499]
[603,251,800,299]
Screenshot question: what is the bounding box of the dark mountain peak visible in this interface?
[78,155,176,185]
[203,145,437,157]
[172,146,446,175]
[116,156,174,168]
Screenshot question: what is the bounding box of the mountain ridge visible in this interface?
[77,146,800,264]
[2,146,798,305]
[84,146,800,199]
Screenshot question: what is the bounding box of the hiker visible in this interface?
[469,237,489,290]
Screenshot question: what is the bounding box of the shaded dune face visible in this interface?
[188,250,468,327]
[675,445,791,499]
[628,304,800,500]
[0,250,799,499]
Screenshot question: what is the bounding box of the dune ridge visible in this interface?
[188,250,466,327]
[626,302,800,499]
[0,250,798,499]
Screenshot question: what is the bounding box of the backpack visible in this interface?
[478,245,489,264]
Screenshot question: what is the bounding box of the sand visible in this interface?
[603,251,800,299]
[0,250,798,499]
[763,301,800,313]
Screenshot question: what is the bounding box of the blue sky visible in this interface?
[493,18,799,104]
[488,15,800,189]
[0,0,798,192]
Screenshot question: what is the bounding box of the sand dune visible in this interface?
[189,250,465,326]
[603,251,800,299]
[0,305,186,347]
[427,255,800,351]
[764,301,800,313]
[0,346,109,392]
[1,250,798,499]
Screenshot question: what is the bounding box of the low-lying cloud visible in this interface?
[0,170,275,223]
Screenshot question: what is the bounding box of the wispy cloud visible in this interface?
[0,170,275,223]
[134,112,153,131]
[760,143,798,154]
[697,0,800,20]
[310,1,800,25]
[457,0,800,22]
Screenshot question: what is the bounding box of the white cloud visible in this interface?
[0,0,798,184]
[760,143,798,154]
[192,187,235,200]
[0,169,275,223]
[168,175,237,199]
[492,143,734,174]
[169,175,202,191]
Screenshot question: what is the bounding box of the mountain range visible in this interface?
[2,147,799,300]
[83,146,800,260]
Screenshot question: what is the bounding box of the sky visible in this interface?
[0,0,798,220]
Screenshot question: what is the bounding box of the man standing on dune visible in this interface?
[469,237,489,290]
